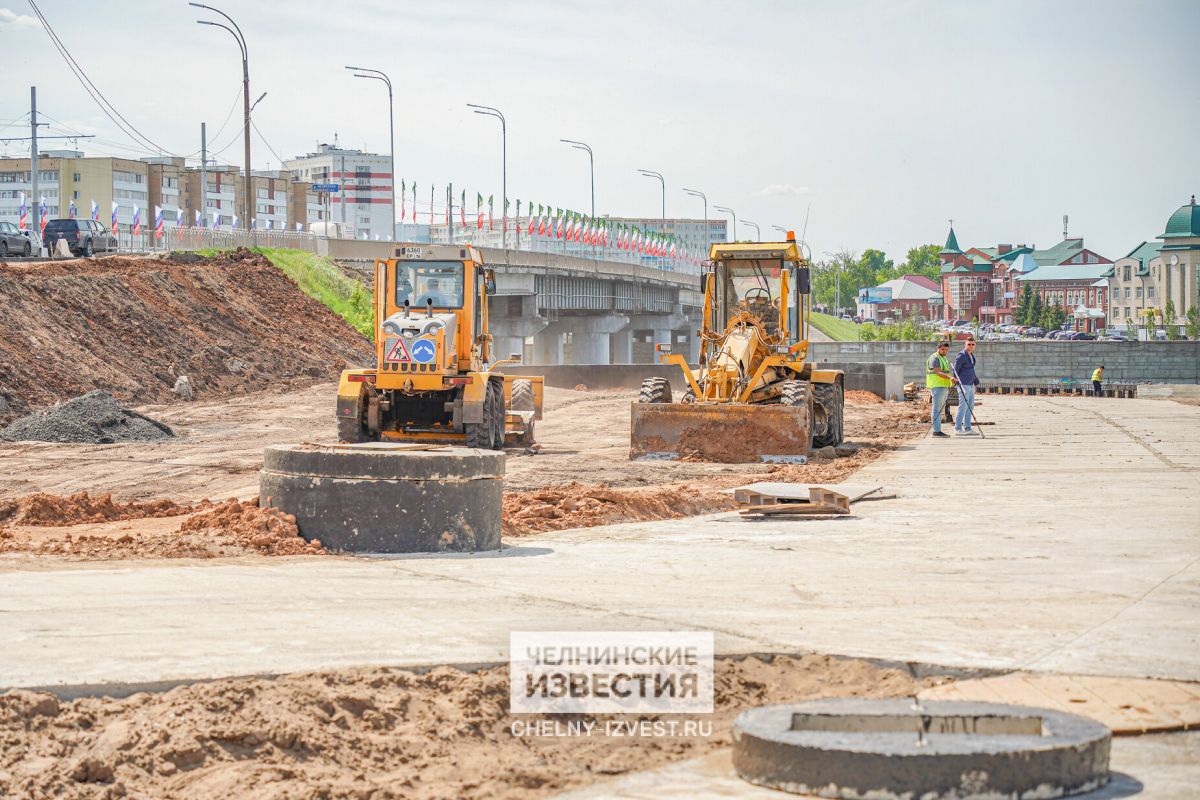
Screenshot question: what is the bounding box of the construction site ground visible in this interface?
[2,254,1198,798]
[3,394,1198,798]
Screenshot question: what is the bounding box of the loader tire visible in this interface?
[466,380,500,450]
[811,382,844,448]
[681,387,697,403]
[779,380,808,407]
[637,377,672,404]
[511,379,536,446]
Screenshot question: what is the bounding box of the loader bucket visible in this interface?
[630,402,811,464]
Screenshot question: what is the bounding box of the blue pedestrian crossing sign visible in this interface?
[411,338,437,364]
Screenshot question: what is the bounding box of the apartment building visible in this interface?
[283,143,393,240]
[0,152,150,231]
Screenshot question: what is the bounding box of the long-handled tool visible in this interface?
[949,362,985,439]
[923,385,953,439]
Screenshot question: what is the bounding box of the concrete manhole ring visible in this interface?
[732,698,1111,799]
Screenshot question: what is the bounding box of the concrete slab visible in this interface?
[2,397,1198,691]
[551,732,1200,799]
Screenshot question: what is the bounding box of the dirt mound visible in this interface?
[0,654,946,800]
[0,491,192,528]
[846,389,883,404]
[504,482,737,537]
[0,249,371,425]
[0,495,323,559]
[0,391,174,443]
[180,498,324,556]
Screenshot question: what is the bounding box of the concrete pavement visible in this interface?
[2,395,1198,692]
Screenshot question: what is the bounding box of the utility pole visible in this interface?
[467,104,505,247]
[345,66,395,240]
[683,188,708,257]
[447,183,453,243]
[200,122,207,229]
[30,86,40,254]
[715,205,737,244]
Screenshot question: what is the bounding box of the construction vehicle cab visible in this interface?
[336,244,543,448]
[630,233,844,463]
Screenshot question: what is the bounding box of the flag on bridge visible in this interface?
[488,195,494,231]
[154,206,163,239]
[232,215,239,230]
[196,209,203,228]
[211,211,219,230]
[17,193,27,231]
[68,199,76,219]
[411,183,417,222]
[400,180,406,222]
[527,205,536,235]
[460,190,466,227]
[132,205,142,236]
[39,197,47,234]
[91,200,99,222]
[111,202,119,236]
[476,193,484,229]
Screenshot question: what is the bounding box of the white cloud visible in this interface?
[754,183,812,198]
[0,8,39,28]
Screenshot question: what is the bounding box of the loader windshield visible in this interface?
[395,261,465,309]
[719,260,784,334]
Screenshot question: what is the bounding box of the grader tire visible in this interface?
[466,381,500,450]
[811,382,844,448]
[490,379,506,450]
[637,377,673,404]
[337,392,376,444]
[511,379,536,446]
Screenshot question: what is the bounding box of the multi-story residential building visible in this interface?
[939,226,1113,328]
[283,143,393,240]
[181,165,240,228]
[145,157,186,225]
[0,152,150,232]
[1108,196,1200,332]
[1017,264,1112,332]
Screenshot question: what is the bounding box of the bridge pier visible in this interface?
[563,314,630,365]
[610,328,634,364]
[532,322,568,365]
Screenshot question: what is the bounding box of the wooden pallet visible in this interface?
[734,483,854,517]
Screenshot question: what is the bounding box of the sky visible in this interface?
[1,0,1197,261]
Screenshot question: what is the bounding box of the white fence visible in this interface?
[110,226,318,254]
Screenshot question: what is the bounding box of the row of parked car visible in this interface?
[0,218,120,258]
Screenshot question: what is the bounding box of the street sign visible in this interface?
[312,183,339,192]
[411,339,436,364]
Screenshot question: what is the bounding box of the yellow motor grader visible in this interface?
[630,233,843,463]
[336,244,542,448]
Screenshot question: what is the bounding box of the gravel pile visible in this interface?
[0,391,174,444]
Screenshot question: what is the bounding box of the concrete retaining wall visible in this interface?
[503,363,902,398]
[807,341,1200,384]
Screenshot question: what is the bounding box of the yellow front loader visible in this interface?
[336,244,543,448]
[630,233,843,463]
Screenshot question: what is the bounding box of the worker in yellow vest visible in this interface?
[1091,365,1104,397]
[926,340,954,437]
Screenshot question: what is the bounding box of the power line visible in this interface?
[27,0,187,158]
[251,120,287,168]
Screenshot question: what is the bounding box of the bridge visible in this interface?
[321,239,704,365]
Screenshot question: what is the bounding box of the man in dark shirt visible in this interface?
[953,339,981,436]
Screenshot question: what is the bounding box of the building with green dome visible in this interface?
[1108,195,1199,335]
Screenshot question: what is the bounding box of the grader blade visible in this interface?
[630,402,811,464]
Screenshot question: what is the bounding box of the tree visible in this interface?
[1029,292,1044,327]
[1185,306,1200,340]
[1041,302,1065,331]
[897,244,942,282]
[1164,300,1178,340]
[1015,282,1034,324]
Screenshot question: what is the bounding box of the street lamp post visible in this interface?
[742,219,760,239]
[191,3,251,235]
[714,205,736,243]
[682,188,708,257]
[467,104,505,247]
[346,66,395,241]
[637,169,665,228]
[772,224,789,237]
[559,139,593,219]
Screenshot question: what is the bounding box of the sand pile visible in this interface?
[503,482,736,537]
[845,389,883,404]
[0,495,323,560]
[0,654,946,800]
[0,391,174,444]
[0,491,192,528]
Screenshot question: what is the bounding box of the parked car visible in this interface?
[1024,327,1046,337]
[1101,334,1127,342]
[0,221,32,257]
[1073,332,1096,341]
[42,218,117,257]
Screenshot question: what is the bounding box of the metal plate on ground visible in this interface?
[920,673,1200,735]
